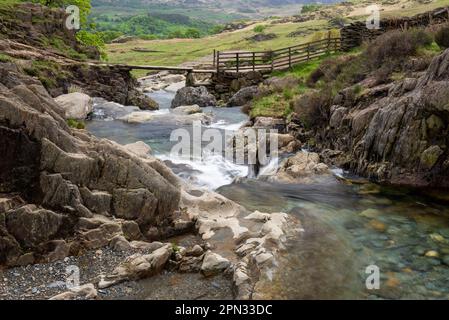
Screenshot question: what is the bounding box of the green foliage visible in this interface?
[435,24,449,49]
[0,53,12,63]
[184,28,200,39]
[89,12,216,40]
[301,4,322,14]
[30,0,91,26]
[253,25,266,33]
[67,119,86,129]
[23,60,69,89]
[76,30,107,60]
[98,30,124,43]
[211,24,225,34]
[171,243,180,253]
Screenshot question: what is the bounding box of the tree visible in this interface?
[184,28,200,39]
[31,0,91,27]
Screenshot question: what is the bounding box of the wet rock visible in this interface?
[442,255,449,266]
[171,86,217,108]
[54,92,93,120]
[201,251,231,277]
[274,152,330,183]
[172,105,202,115]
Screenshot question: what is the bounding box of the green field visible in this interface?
[107,19,333,76]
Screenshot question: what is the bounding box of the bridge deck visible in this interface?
[93,63,216,73]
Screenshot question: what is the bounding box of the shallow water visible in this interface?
[86,89,449,300]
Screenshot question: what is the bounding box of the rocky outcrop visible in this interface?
[0,2,98,59]
[0,36,158,110]
[315,48,449,187]
[171,86,217,108]
[0,62,180,266]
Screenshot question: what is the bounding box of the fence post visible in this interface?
[271,51,274,72]
[216,51,220,73]
[307,43,310,61]
[236,52,240,73]
[288,47,292,69]
[252,52,256,71]
[327,30,331,53]
[213,49,216,68]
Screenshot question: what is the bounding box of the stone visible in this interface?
[110,235,132,251]
[79,188,112,216]
[121,111,154,123]
[121,220,143,241]
[253,117,285,130]
[442,255,449,266]
[49,283,97,300]
[425,250,439,258]
[46,240,71,263]
[201,251,231,277]
[274,151,330,183]
[112,188,157,225]
[54,92,93,120]
[172,105,202,115]
[98,244,172,288]
[124,141,152,157]
[368,220,387,233]
[5,205,65,248]
[171,86,217,108]
[420,145,444,169]
[227,86,259,107]
[186,245,204,257]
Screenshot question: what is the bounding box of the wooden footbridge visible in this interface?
[97,35,341,76]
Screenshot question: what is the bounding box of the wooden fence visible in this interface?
[214,36,341,73]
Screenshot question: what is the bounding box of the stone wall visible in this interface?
[341,6,449,51]
[205,71,266,103]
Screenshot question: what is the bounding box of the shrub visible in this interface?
[365,29,433,68]
[293,89,333,129]
[184,28,201,39]
[435,24,449,49]
[67,119,85,130]
[253,25,266,33]
[0,53,12,63]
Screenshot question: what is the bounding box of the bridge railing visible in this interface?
[214,36,341,73]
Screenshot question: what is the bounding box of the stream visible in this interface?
[86,87,449,300]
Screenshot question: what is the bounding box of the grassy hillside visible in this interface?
[107,19,334,76]
[106,0,449,77]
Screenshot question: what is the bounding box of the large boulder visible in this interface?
[54,92,93,120]
[171,86,217,108]
[274,152,330,183]
[227,86,259,107]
